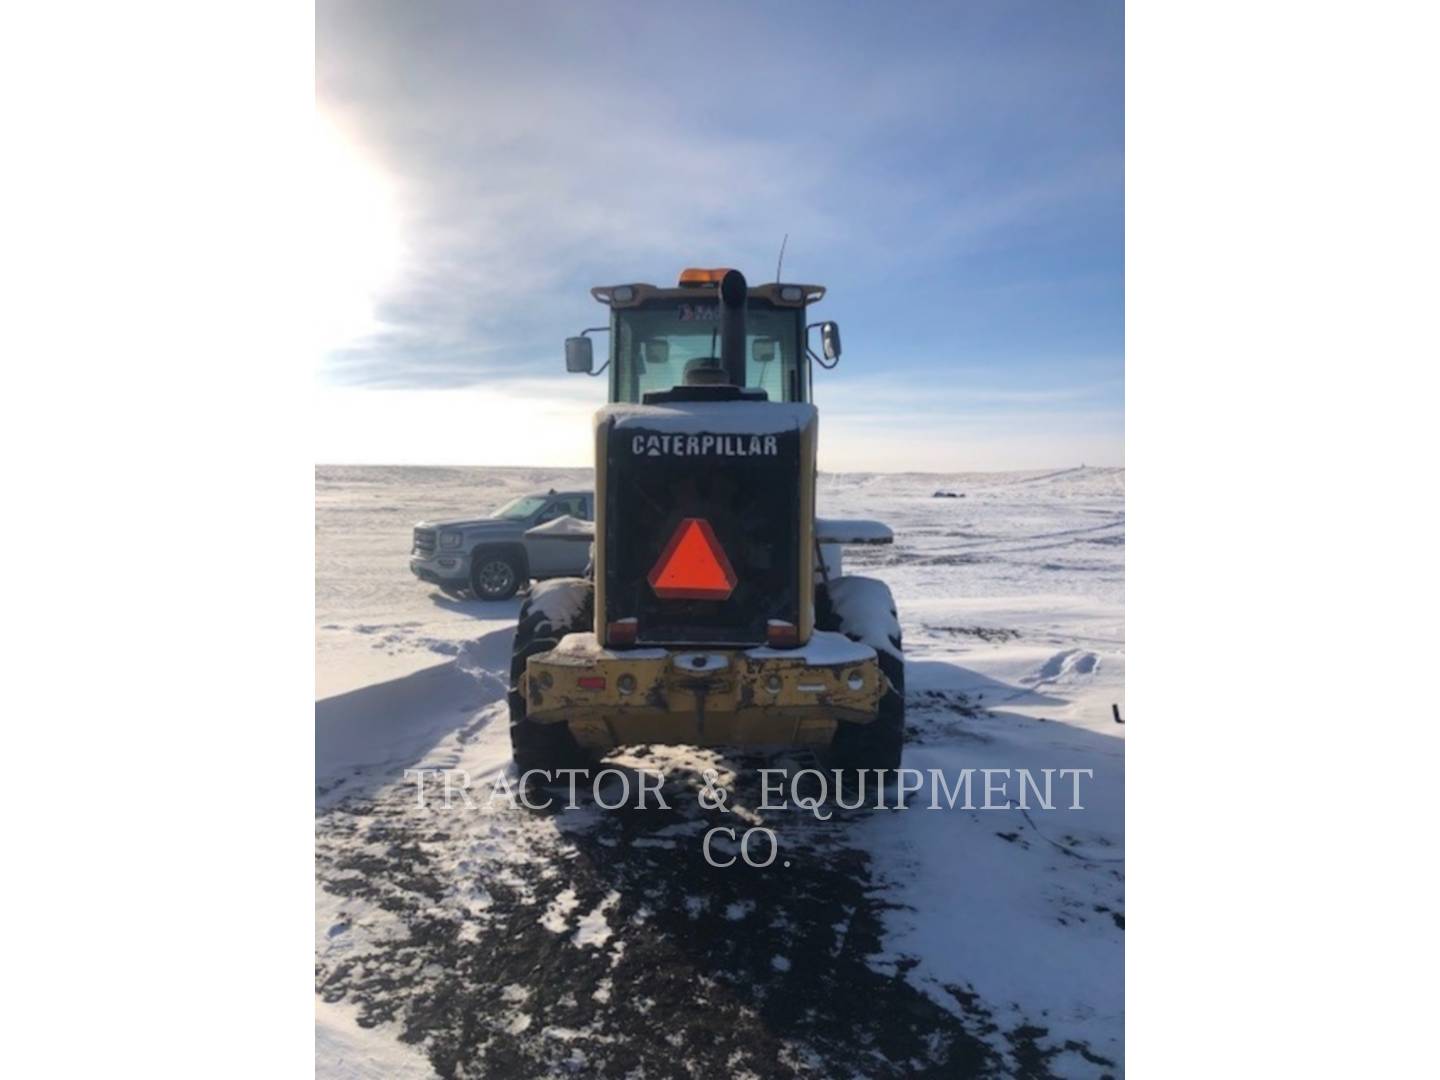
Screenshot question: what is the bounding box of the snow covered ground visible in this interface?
[316,464,1124,1078]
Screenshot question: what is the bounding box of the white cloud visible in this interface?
[313,384,598,467]
[313,0,1123,469]
[313,373,1122,472]
[312,114,408,357]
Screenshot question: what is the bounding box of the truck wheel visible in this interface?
[471,550,523,601]
[508,578,594,772]
[816,577,905,772]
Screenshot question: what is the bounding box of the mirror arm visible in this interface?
[807,345,838,370]
[581,326,610,376]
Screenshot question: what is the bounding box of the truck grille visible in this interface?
[413,527,437,556]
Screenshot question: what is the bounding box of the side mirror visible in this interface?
[751,338,777,364]
[821,322,842,362]
[565,336,593,374]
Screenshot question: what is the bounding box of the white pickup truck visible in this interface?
[409,490,594,600]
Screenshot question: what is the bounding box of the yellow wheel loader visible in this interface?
[507,268,902,773]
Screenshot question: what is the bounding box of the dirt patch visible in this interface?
[316,751,1108,1077]
[923,626,1022,643]
[903,690,993,748]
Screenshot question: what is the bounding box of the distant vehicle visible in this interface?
[410,490,594,600]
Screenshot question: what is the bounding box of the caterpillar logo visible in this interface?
[631,433,780,458]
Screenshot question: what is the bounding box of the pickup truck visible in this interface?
[409,490,594,600]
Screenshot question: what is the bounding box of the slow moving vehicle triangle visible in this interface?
[647,518,738,600]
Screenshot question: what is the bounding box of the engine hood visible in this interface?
[418,517,517,532]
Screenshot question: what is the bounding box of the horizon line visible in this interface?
[315,462,1125,478]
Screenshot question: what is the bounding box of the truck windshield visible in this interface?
[493,496,546,520]
[611,301,805,403]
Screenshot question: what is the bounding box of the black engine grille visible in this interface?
[605,425,800,646]
[413,527,437,556]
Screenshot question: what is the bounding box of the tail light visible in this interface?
[766,619,799,648]
[577,676,607,690]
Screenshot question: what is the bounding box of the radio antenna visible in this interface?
[775,233,788,281]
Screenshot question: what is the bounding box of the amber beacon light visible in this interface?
[677,267,735,286]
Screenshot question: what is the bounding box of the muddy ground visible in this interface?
[317,703,1119,1079]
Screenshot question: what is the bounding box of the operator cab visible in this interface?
[564,269,842,405]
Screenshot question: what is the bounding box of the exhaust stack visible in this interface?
[718,269,747,387]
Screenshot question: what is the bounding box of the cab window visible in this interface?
[494,495,547,521]
[540,495,588,522]
[611,300,805,404]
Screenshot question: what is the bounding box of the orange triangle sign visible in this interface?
[648,518,738,601]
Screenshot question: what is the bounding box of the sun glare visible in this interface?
[313,114,403,358]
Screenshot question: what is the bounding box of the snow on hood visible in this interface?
[597,400,816,435]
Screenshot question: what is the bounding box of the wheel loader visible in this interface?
[507,268,903,773]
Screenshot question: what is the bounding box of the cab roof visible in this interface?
[590,281,825,308]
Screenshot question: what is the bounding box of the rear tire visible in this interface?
[508,578,595,772]
[471,550,523,601]
[816,577,905,771]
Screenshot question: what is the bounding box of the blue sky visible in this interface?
[315,0,1123,471]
